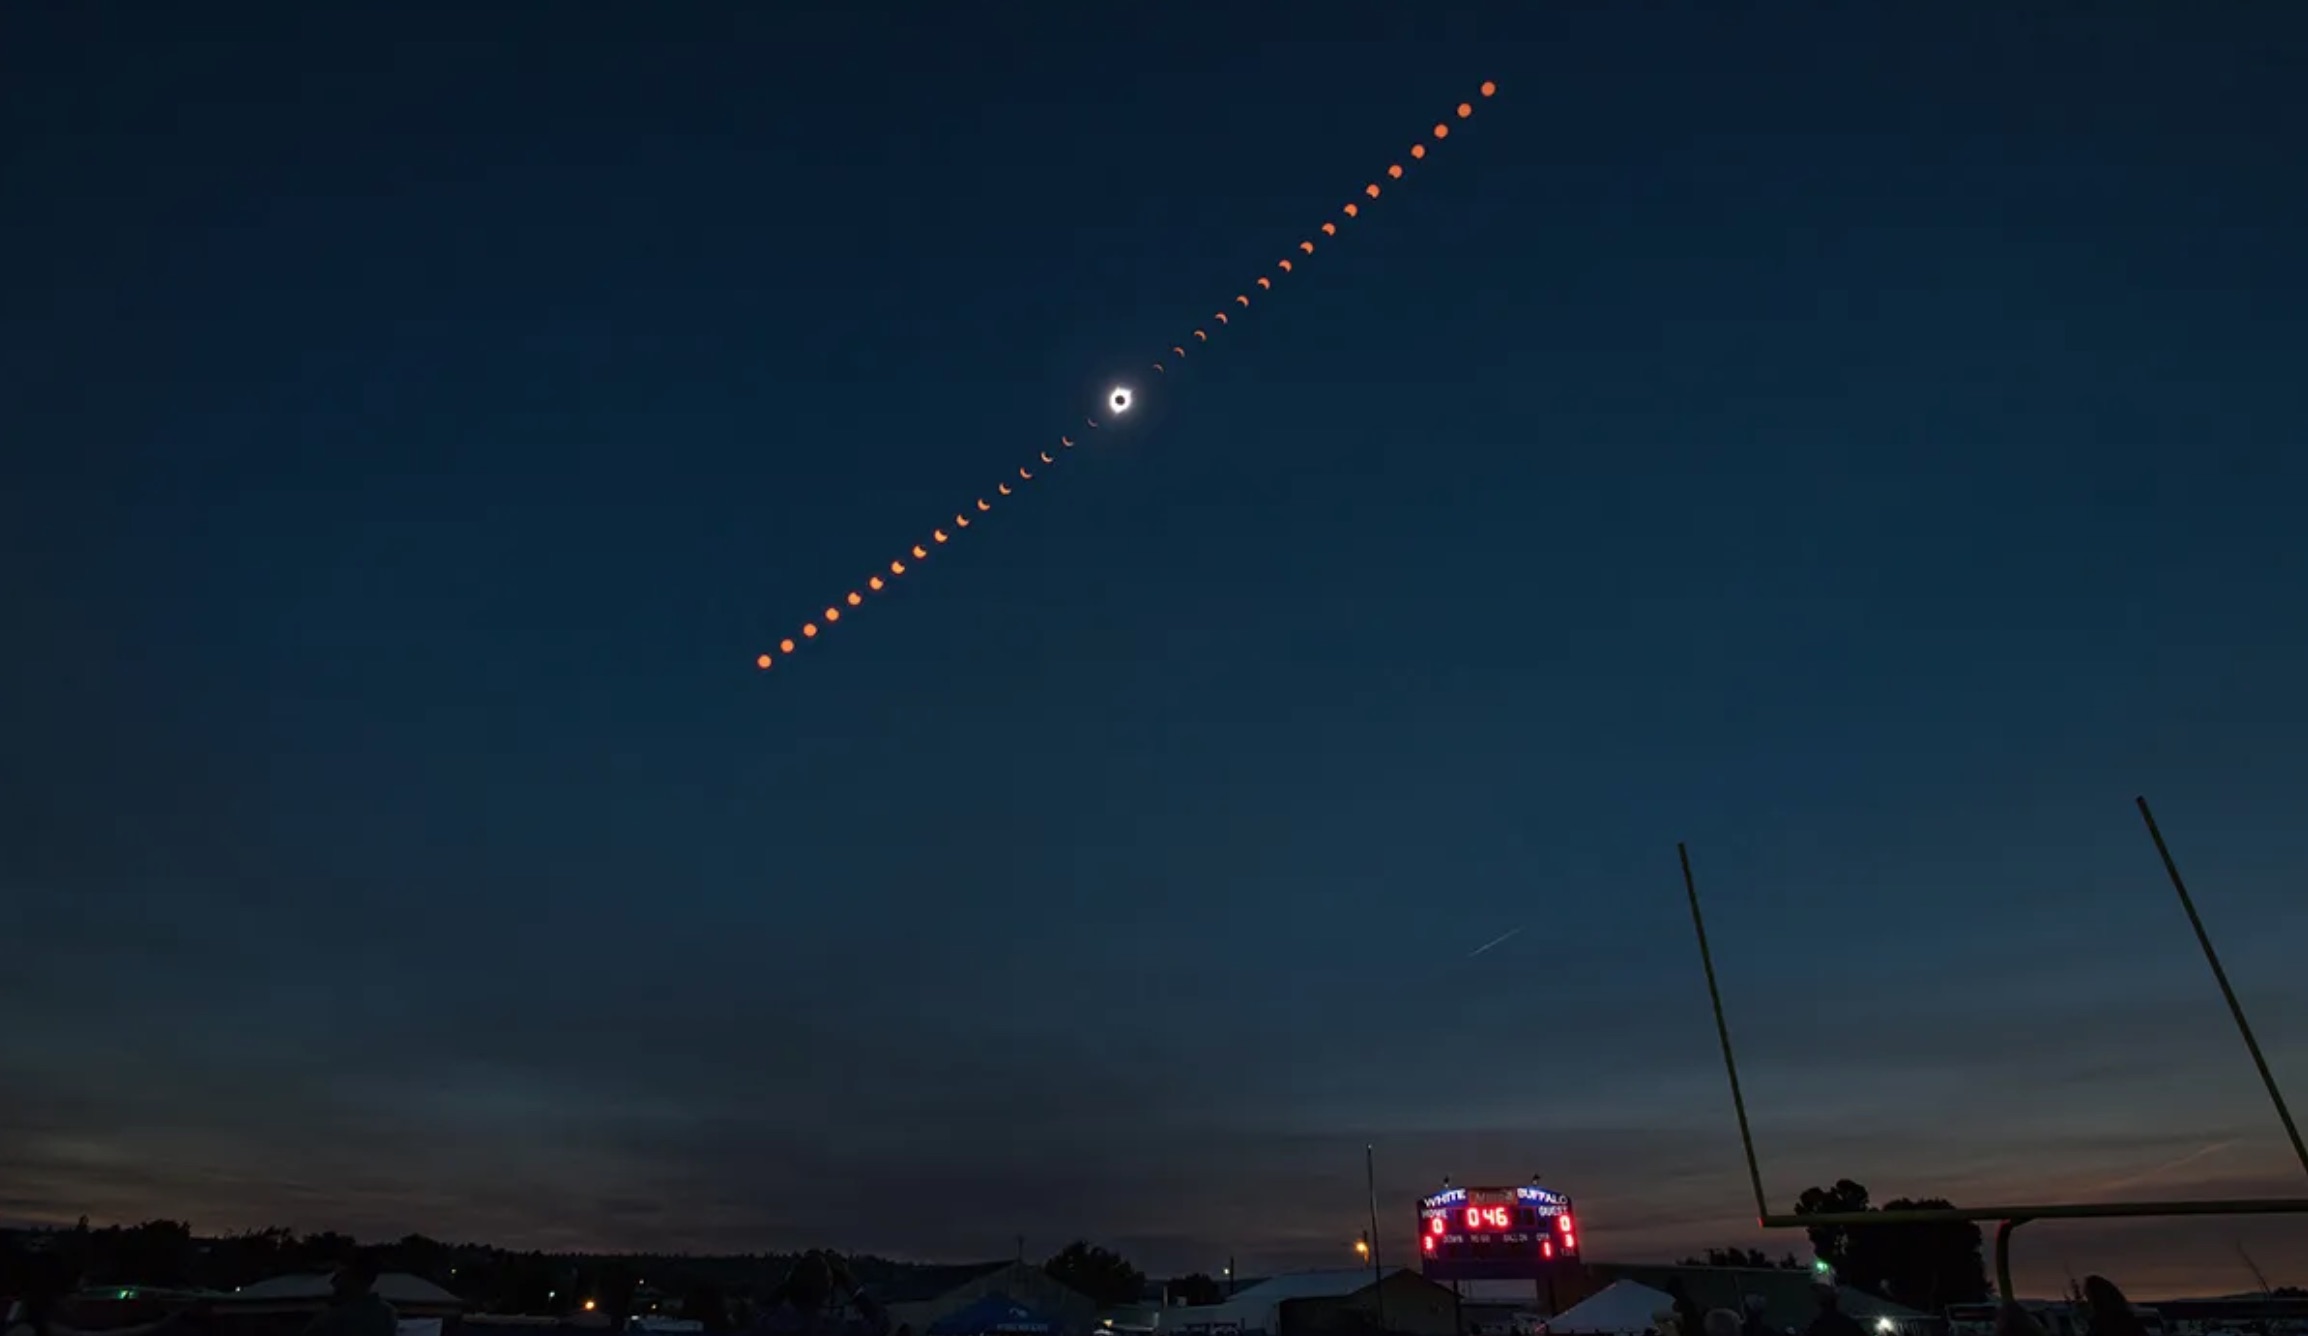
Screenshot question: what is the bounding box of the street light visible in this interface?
[1354,1236,1371,1259]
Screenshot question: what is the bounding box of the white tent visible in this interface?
[1547,1281,1679,1336]
[1161,1269,1421,1336]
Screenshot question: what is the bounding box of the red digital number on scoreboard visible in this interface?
[1463,1205,1514,1230]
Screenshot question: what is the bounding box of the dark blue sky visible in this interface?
[6,0,2306,1298]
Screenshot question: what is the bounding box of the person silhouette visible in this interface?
[1803,1285,1860,1336]
[301,1256,396,1336]
[2079,1277,2145,1336]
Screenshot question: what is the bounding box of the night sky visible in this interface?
[6,0,2307,1300]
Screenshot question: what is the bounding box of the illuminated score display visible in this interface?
[1416,1185,1580,1281]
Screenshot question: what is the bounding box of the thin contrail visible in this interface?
[1468,926,1524,958]
[2093,1140,2236,1195]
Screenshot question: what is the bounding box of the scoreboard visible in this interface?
[1416,1184,1580,1281]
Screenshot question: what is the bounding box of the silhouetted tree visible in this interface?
[498,1252,562,1315]
[1792,1182,1989,1307]
[94,1221,195,1288]
[1869,1198,1988,1309]
[682,1284,732,1331]
[1793,1179,1872,1279]
[1044,1243,1145,1308]
[303,1232,361,1268]
[583,1260,642,1327]
[1167,1274,1224,1307]
[385,1235,452,1285]
[204,1228,299,1289]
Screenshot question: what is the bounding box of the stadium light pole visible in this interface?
[1366,1143,1387,1332]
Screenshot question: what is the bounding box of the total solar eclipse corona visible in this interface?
[754,78,1501,674]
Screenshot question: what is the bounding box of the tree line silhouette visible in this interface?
[0,1221,920,1330]
[0,1182,1998,1327]
[0,1223,1170,1331]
